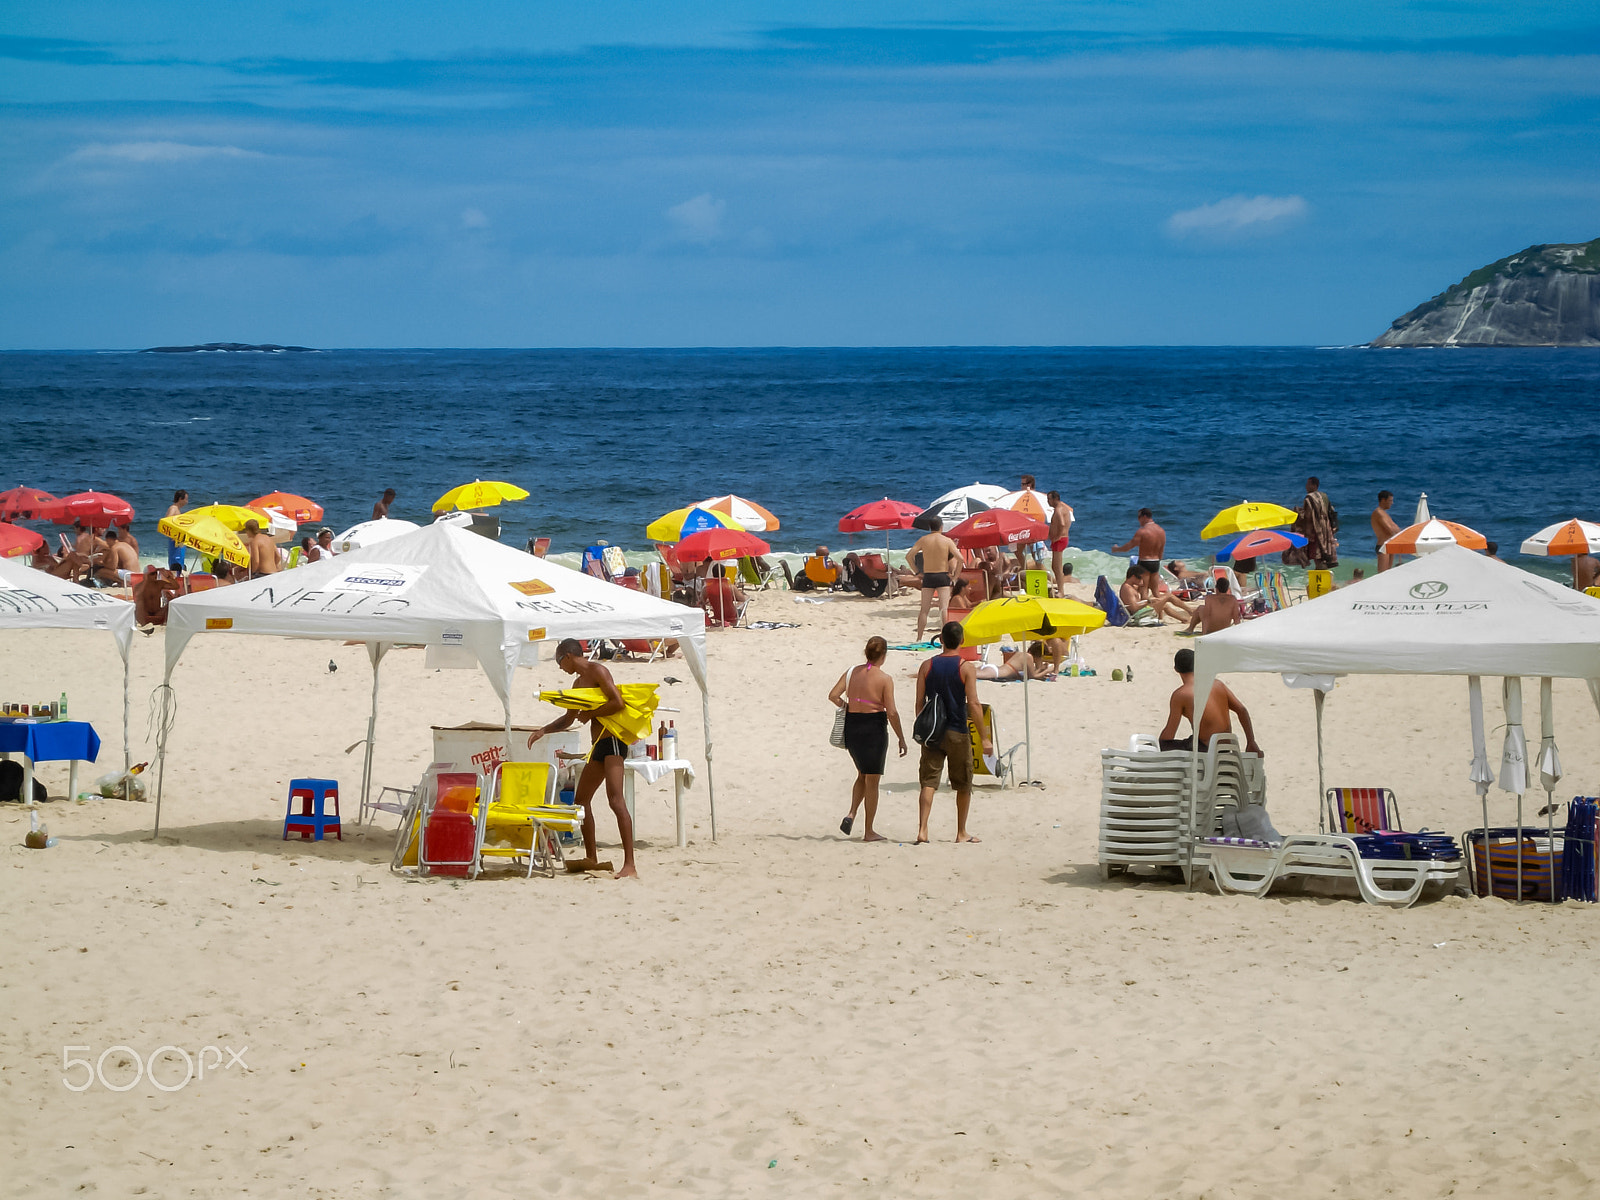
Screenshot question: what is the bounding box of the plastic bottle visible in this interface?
[59,692,68,720]
[664,721,677,763]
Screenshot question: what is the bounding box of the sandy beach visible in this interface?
[4,585,1598,1197]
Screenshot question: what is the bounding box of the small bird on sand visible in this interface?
[329,659,338,673]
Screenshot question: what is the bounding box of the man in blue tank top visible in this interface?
[913,622,991,843]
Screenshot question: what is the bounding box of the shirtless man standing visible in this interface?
[1370,490,1399,571]
[1112,508,1166,599]
[165,489,188,571]
[372,488,396,521]
[1184,576,1242,635]
[527,638,638,878]
[92,528,139,586]
[1159,647,1262,754]
[1047,489,1074,598]
[1574,553,1599,591]
[243,520,279,577]
[910,518,962,640]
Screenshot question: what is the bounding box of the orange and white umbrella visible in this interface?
[1520,519,1600,558]
[1383,519,1488,556]
[694,494,779,532]
[994,488,1064,523]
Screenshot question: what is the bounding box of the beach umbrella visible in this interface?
[1467,677,1496,896]
[694,494,780,532]
[838,497,922,533]
[540,684,660,745]
[1414,492,1432,525]
[0,521,45,559]
[1383,519,1487,556]
[249,492,324,523]
[1200,500,1299,540]
[432,479,530,515]
[334,518,420,553]
[41,491,135,529]
[960,596,1107,785]
[676,527,771,562]
[915,482,1008,530]
[188,504,276,531]
[1500,677,1530,901]
[647,505,743,543]
[158,513,249,569]
[1520,518,1600,558]
[1217,528,1308,563]
[947,509,1047,549]
[0,487,57,521]
[993,488,1055,522]
[1537,676,1562,902]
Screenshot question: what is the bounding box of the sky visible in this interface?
[2,2,1597,347]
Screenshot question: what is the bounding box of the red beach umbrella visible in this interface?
[0,521,45,558]
[948,509,1047,549]
[676,527,771,562]
[40,491,135,529]
[838,497,923,533]
[248,492,324,524]
[0,486,57,521]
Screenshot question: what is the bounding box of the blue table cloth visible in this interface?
[0,721,101,763]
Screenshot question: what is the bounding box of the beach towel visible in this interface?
[1284,490,1339,568]
[539,684,660,744]
[1094,576,1131,627]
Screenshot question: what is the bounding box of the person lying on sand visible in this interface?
[1159,647,1262,755]
[527,638,638,879]
[1184,576,1242,635]
[976,643,1052,682]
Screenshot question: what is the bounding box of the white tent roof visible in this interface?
[164,522,707,704]
[1194,546,1600,697]
[0,557,134,661]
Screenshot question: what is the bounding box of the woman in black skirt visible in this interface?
[827,635,907,841]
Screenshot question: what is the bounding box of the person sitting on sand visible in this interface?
[31,546,89,581]
[73,522,107,560]
[92,528,139,587]
[913,622,990,844]
[1184,576,1242,635]
[526,638,639,878]
[307,527,337,562]
[829,635,906,842]
[976,642,1052,682]
[1159,647,1262,755]
[1120,567,1193,624]
[133,567,180,626]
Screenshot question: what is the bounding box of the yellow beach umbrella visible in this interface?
[959,596,1106,786]
[539,684,660,745]
[1200,500,1300,540]
[432,480,530,514]
[645,505,743,543]
[158,512,249,568]
[187,503,273,530]
[960,596,1107,644]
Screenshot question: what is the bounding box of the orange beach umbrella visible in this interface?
[1383,519,1488,556]
[249,492,324,523]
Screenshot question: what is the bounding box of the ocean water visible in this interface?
[3,347,1598,578]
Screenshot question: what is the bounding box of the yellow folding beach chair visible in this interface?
[474,761,585,878]
[965,703,1025,789]
[1306,569,1334,599]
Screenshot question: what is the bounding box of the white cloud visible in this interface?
[68,141,263,165]
[665,192,726,243]
[1165,193,1308,238]
[460,207,490,229]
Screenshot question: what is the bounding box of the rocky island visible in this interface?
[1372,238,1600,346]
[143,342,316,353]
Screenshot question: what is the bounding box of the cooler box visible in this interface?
[431,721,587,779]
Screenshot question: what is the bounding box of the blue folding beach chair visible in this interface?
[1095,575,1131,628]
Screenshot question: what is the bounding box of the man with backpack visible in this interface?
[912,622,990,844]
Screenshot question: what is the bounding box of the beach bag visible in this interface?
[830,706,848,748]
[0,760,46,804]
[912,693,944,746]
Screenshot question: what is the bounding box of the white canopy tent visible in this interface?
[0,557,135,779]
[1192,547,1600,896]
[157,523,711,839]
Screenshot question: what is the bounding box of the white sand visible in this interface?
[3,587,1598,1196]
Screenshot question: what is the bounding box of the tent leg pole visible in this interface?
[1482,795,1492,900]
[1315,690,1326,833]
[1516,794,1525,904]
[359,654,381,825]
[152,681,171,840]
[701,679,716,842]
[1547,788,1557,903]
[1023,670,1033,784]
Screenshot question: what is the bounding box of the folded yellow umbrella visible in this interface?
[1200,501,1300,540]
[158,513,250,568]
[960,596,1106,645]
[433,479,530,514]
[539,683,660,744]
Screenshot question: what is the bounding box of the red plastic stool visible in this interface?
[284,778,341,841]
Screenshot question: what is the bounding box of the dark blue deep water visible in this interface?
[3,347,1598,570]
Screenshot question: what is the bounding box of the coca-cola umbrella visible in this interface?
[0,521,45,559]
[675,527,771,563]
[839,497,923,592]
[0,486,57,521]
[41,490,135,530]
[947,508,1048,549]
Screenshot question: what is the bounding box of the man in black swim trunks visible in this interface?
[910,518,962,640]
[1112,508,1167,601]
[527,637,638,878]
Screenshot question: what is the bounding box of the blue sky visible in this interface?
[2,3,1597,346]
